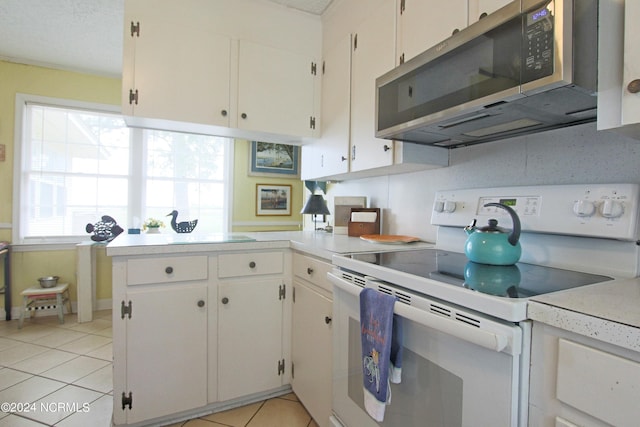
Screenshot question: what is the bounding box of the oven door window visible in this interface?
[333,286,520,427]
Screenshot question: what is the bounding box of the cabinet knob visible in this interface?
[628,79,640,94]
[221,297,229,305]
[479,12,489,20]
[221,109,228,117]
[341,156,347,162]
[249,261,256,269]
[307,267,314,275]
[383,145,392,152]
[197,300,205,308]
[452,28,460,35]
[325,316,332,325]
[241,113,248,119]
[165,266,173,274]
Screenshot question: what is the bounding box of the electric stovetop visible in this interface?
[342,249,613,299]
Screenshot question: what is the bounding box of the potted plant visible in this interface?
[143,218,165,234]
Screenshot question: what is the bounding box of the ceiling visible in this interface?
[0,0,333,78]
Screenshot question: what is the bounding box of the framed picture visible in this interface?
[250,141,300,177]
[256,184,292,216]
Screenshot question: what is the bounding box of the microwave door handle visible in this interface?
[329,273,510,353]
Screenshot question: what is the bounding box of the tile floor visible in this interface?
[0,310,316,427]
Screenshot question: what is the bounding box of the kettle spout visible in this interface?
[464,219,477,236]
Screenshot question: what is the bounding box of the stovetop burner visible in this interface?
[346,249,613,299]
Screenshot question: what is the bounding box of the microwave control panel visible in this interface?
[523,1,554,81]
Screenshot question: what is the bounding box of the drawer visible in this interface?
[218,252,284,278]
[293,253,332,293]
[127,255,208,285]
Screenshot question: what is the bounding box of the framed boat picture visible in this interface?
[256,184,292,216]
[250,141,300,177]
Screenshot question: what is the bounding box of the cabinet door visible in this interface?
[350,1,396,173]
[468,0,512,25]
[238,40,316,138]
[218,279,284,401]
[316,34,352,177]
[125,283,207,424]
[397,0,467,64]
[291,281,333,427]
[621,0,640,127]
[122,0,231,127]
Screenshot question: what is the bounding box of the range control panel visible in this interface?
[432,184,640,240]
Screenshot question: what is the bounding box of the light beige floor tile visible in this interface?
[246,398,311,427]
[34,328,88,348]
[0,321,20,337]
[183,418,227,426]
[0,375,65,405]
[201,401,263,426]
[56,394,113,427]
[6,324,57,343]
[57,334,111,355]
[73,365,113,393]
[0,337,21,352]
[94,326,112,338]
[29,384,103,425]
[0,414,49,426]
[67,318,111,334]
[0,368,32,391]
[10,349,78,374]
[0,342,49,366]
[86,342,112,361]
[41,355,110,383]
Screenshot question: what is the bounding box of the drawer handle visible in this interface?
[307,267,314,275]
[165,266,173,274]
[325,316,332,325]
[197,300,205,308]
[222,297,229,305]
[249,261,256,269]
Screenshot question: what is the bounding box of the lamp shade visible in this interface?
[301,194,331,215]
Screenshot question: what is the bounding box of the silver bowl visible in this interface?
[38,276,59,288]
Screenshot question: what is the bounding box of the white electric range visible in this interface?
[328,183,640,427]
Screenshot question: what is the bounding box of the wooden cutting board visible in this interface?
[359,234,421,244]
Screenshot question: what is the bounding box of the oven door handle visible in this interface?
[330,274,509,353]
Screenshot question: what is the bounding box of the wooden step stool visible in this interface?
[19,283,72,328]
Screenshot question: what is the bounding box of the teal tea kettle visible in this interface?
[464,202,522,266]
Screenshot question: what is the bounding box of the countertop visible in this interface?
[105,230,433,259]
[529,278,640,352]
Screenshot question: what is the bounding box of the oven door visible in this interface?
[329,271,528,427]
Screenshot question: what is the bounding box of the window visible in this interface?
[14,95,231,245]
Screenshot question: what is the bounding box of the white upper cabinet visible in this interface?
[122,0,321,143]
[597,0,640,139]
[397,0,468,64]
[349,0,397,173]
[468,0,513,25]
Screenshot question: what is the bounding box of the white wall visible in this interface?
[326,123,640,242]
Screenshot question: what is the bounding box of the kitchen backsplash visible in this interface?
[326,122,640,241]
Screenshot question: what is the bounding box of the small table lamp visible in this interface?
[301,194,331,230]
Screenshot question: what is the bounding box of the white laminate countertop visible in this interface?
[105,230,433,259]
[529,278,640,352]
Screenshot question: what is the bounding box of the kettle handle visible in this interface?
[483,203,521,246]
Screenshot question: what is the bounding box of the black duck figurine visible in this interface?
[167,210,198,233]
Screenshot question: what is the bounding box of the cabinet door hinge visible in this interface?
[291,361,295,379]
[399,53,405,65]
[351,145,356,161]
[353,33,358,51]
[311,62,317,75]
[121,300,132,319]
[310,116,316,130]
[279,284,286,300]
[400,0,406,14]
[322,60,326,75]
[130,21,140,37]
[278,359,285,376]
[121,391,133,410]
[128,89,138,105]
[292,286,296,303]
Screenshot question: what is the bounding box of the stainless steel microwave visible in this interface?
[376,0,598,148]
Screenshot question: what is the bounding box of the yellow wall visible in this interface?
[1,60,302,313]
[232,139,303,232]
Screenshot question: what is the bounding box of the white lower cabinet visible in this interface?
[218,278,288,401]
[291,253,333,427]
[124,283,208,424]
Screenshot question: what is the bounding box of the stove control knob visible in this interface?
[444,201,457,213]
[573,200,596,217]
[433,201,445,213]
[599,200,624,218]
